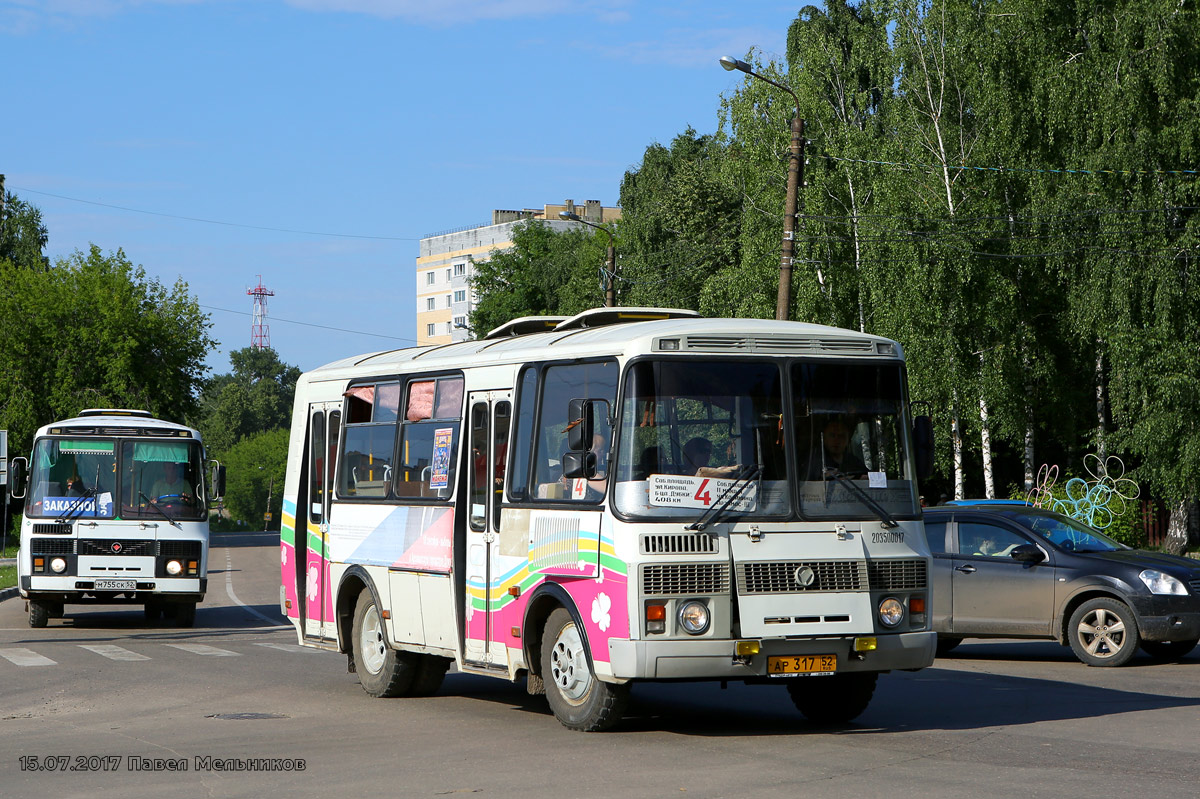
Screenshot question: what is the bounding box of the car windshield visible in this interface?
[1014,511,1123,553]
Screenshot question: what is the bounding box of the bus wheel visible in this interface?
[409,655,452,697]
[787,672,878,725]
[29,600,50,628]
[144,601,163,623]
[172,601,197,628]
[541,608,629,731]
[352,591,417,698]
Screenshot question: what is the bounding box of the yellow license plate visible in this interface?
[767,654,837,677]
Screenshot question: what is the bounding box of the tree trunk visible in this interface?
[952,390,964,500]
[980,394,994,499]
[1095,345,1107,460]
[1165,497,1189,555]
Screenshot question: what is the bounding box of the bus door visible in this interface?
[301,402,341,639]
[463,391,512,667]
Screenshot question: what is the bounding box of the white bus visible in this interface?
[7,409,223,628]
[280,308,936,730]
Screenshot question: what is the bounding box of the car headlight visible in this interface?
[678,600,711,635]
[166,559,183,576]
[1139,569,1188,596]
[50,557,67,574]
[878,597,905,627]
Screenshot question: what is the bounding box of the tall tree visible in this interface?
[0,191,50,271]
[196,346,301,456]
[0,245,214,454]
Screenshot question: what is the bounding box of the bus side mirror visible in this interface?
[210,461,226,500]
[562,450,597,480]
[567,399,594,452]
[9,456,28,499]
[913,415,934,480]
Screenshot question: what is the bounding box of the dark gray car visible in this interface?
[924,504,1200,666]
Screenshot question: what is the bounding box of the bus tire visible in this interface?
[541,608,629,731]
[409,655,451,697]
[144,601,163,623]
[29,600,50,628]
[172,601,197,628]
[352,590,417,698]
[787,672,878,725]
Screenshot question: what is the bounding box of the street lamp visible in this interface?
[720,55,806,322]
[559,211,617,308]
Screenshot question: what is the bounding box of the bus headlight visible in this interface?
[878,597,905,628]
[678,600,710,635]
[166,560,183,576]
[50,557,68,574]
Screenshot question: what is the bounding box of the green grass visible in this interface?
[0,564,16,591]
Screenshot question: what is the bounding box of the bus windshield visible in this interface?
[793,362,919,521]
[613,359,919,522]
[614,360,789,520]
[25,437,207,521]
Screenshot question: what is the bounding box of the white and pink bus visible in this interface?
[280,308,936,730]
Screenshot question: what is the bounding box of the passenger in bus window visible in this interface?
[683,437,740,478]
[809,418,866,479]
[151,462,194,504]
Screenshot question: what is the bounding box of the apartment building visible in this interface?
[415,199,621,345]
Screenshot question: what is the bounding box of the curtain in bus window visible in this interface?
[407,381,435,421]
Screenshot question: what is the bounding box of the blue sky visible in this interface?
[3,0,795,373]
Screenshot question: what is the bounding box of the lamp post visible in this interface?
[720,55,806,322]
[559,211,617,308]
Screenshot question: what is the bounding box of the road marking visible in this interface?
[0,648,57,666]
[224,548,288,628]
[254,642,312,653]
[165,643,241,657]
[79,644,151,661]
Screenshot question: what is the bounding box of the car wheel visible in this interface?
[787,672,878,724]
[1067,597,1140,667]
[1139,639,1197,662]
[935,636,963,657]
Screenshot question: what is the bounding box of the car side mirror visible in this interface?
[567,398,594,452]
[1010,543,1045,564]
[9,456,28,499]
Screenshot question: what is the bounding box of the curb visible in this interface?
[0,586,19,602]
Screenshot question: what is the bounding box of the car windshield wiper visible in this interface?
[823,468,899,529]
[139,491,182,529]
[686,464,761,532]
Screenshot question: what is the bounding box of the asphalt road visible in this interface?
[2,531,1199,799]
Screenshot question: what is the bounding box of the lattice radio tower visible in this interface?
[248,275,275,349]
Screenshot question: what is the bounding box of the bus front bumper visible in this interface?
[21,575,207,601]
[607,630,935,681]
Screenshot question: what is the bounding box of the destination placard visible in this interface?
[648,474,757,512]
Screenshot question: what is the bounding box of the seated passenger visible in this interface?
[683,437,739,478]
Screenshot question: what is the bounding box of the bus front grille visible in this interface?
[78,539,157,557]
[160,540,202,559]
[640,532,718,555]
[737,560,868,594]
[30,537,76,555]
[867,559,928,590]
[33,523,73,535]
[641,563,730,596]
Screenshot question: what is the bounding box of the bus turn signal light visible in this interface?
[909,596,925,614]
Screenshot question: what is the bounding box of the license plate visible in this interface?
[94,579,137,590]
[767,654,837,677]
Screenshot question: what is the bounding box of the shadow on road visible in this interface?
[212,531,280,548]
[431,663,1200,737]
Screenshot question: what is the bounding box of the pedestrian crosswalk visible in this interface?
[0,641,323,667]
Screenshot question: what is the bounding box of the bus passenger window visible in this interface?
[393,375,464,500]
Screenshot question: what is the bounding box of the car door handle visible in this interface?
[954,564,977,574]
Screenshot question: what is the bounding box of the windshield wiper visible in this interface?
[686,464,761,532]
[55,486,97,524]
[139,491,182,529]
[823,468,899,529]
